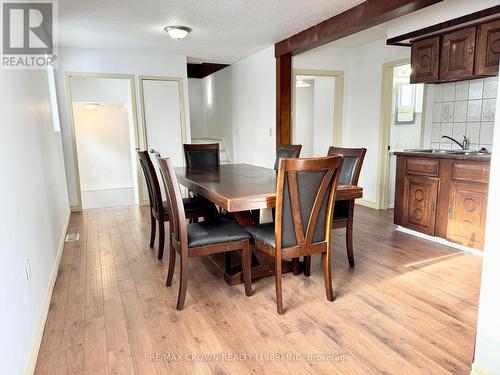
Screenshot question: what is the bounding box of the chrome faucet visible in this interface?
[442,135,470,150]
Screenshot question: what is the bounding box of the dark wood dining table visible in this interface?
[175,163,363,285]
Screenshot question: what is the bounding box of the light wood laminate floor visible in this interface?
[35,205,482,374]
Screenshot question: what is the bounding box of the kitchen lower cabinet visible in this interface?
[447,181,488,250]
[394,153,490,250]
[402,175,439,236]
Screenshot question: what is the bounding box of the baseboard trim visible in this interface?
[24,209,71,375]
[356,199,379,209]
[396,226,483,256]
[471,363,494,375]
[70,205,80,212]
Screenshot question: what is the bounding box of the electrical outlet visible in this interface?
[25,258,32,281]
[269,128,272,136]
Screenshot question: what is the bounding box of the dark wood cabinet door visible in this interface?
[447,181,488,250]
[402,175,439,235]
[440,27,476,80]
[410,36,440,83]
[475,18,500,76]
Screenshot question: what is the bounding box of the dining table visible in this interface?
[175,163,363,285]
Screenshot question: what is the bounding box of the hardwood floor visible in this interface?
[35,205,482,375]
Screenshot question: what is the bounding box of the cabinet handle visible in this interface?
[448,207,453,216]
[432,203,436,212]
[469,46,474,54]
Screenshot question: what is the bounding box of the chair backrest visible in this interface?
[184,143,220,168]
[136,149,164,215]
[274,144,302,170]
[157,157,188,248]
[275,156,343,250]
[327,147,366,185]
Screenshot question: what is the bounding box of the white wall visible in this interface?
[293,38,409,205]
[473,68,500,375]
[294,47,351,146]
[55,48,191,208]
[203,68,235,160]
[191,46,276,168]
[188,78,205,138]
[231,46,276,167]
[345,39,409,204]
[386,0,500,40]
[0,70,70,374]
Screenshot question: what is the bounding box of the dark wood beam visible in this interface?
[276,54,292,148]
[274,0,443,57]
[187,63,229,79]
[387,5,500,45]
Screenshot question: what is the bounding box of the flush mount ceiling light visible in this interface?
[296,79,311,88]
[164,25,191,40]
[85,103,100,110]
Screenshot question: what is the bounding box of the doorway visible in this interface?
[378,61,426,209]
[66,73,141,210]
[292,70,344,157]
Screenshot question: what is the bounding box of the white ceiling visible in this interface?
[58,0,365,63]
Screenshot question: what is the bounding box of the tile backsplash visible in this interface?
[430,77,497,152]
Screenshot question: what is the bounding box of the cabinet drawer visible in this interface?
[405,158,439,177]
[452,163,490,184]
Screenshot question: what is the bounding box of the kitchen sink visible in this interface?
[404,149,491,156]
[405,149,454,154]
[448,150,490,156]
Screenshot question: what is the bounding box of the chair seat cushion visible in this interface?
[245,223,275,248]
[333,200,349,220]
[187,219,250,248]
[161,197,205,214]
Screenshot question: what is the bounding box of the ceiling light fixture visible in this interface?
[85,103,100,110]
[296,79,311,88]
[164,25,191,40]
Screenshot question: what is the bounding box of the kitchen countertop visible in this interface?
[394,150,491,161]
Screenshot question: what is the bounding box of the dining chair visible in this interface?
[157,156,252,310]
[136,149,207,259]
[183,143,220,168]
[273,144,303,271]
[246,156,343,314]
[325,147,367,268]
[274,144,302,170]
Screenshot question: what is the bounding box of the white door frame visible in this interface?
[65,72,142,212]
[138,75,189,205]
[292,69,344,149]
[376,59,427,210]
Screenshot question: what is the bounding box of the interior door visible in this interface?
[141,78,185,202]
[402,175,439,235]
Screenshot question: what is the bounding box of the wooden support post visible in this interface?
[276,54,292,149]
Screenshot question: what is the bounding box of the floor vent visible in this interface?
[65,233,80,242]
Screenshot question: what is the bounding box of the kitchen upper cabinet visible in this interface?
[410,36,440,84]
[475,18,500,76]
[440,27,476,81]
[447,181,488,250]
[402,175,439,236]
